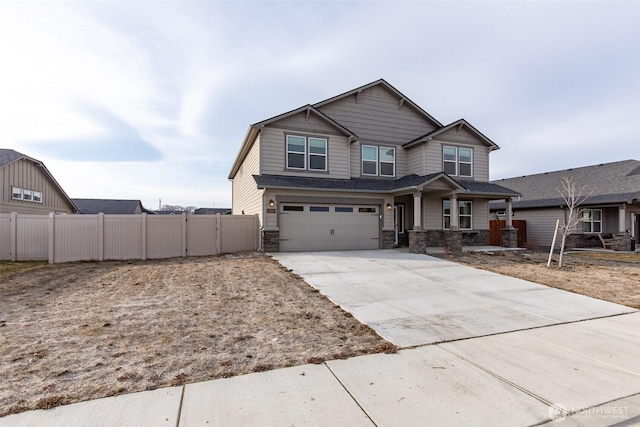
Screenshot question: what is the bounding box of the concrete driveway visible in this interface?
[272,249,634,347]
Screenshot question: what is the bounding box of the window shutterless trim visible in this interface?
[285,134,328,172]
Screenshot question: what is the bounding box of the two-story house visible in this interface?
[228,79,520,252]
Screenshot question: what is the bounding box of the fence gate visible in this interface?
[490,220,527,247]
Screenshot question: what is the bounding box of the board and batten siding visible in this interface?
[232,135,263,222]
[423,126,490,181]
[317,85,437,146]
[260,126,350,179]
[0,158,73,214]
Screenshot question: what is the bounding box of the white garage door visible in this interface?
[279,204,380,251]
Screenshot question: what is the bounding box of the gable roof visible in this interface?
[491,159,640,209]
[0,148,78,213]
[228,79,445,180]
[403,119,500,151]
[253,173,519,197]
[72,198,152,214]
[313,79,443,129]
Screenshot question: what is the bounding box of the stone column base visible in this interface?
[501,228,519,248]
[262,230,279,252]
[443,230,462,254]
[382,230,395,249]
[409,230,427,254]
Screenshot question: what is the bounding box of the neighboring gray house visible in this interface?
[0,149,77,214]
[228,79,520,252]
[194,208,232,215]
[491,160,640,249]
[72,198,154,215]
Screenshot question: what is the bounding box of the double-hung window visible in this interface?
[443,146,473,178]
[581,209,602,233]
[443,200,473,230]
[286,135,327,171]
[362,145,395,177]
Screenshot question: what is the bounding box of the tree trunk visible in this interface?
[558,234,567,267]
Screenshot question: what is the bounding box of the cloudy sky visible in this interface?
[1,1,638,210]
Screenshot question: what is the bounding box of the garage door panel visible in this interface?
[279,204,380,252]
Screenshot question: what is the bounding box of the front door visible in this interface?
[394,204,404,246]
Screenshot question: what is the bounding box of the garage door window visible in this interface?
[283,205,304,212]
[359,207,377,213]
[335,207,353,213]
[310,206,330,212]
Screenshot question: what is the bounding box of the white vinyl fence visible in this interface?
[0,213,259,263]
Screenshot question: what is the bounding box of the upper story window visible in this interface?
[12,186,42,203]
[443,146,473,178]
[362,145,395,177]
[286,135,327,171]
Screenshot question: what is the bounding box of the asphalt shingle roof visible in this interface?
[72,199,147,215]
[0,149,26,167]
[491,160,640,209]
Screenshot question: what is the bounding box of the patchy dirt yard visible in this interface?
[0,253,394,417]
[434,250,640,309]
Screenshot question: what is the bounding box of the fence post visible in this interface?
[48,213,55,264]
[98,212,104,261]
[141,213,147,260]
[215,213,221,255]
[181,212,187,257]
[10,212,17,261]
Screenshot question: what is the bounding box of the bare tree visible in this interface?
[555,176,592,267]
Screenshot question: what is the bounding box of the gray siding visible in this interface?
[423,126,490,181]
[422,197,489,230]
[406,145,424,175]
[231,136,263,223]
[317,85,437,145]
[512,208,564,248]
[260,126,350,179]
[0,158,74,214]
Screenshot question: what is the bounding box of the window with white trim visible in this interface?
[286,135,327,171]
[12,186,42,203]
[362,145,395,177]
[581,209,602,233]
[443,200,473,230]
[443,146,473,178]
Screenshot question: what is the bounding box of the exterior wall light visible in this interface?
[386,203,392,210]
[269,199,275,208]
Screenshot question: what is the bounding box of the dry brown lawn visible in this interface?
[434,250,640,309]
[0,253,394,417]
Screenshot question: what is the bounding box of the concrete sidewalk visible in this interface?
[2,250,638,426]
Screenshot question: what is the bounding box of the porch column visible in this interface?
[449,193,458,230]
[413,191,422,230]
[505,198,514,229]
[619,205,627,233]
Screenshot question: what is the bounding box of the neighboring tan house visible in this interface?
[72,198,154,215]
[491,160,640,250]
[0,149,77,214]
[228,79,520,252]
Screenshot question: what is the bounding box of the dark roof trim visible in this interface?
[253,173,520,197]
[403,119,500,150]
[313,79,443,128]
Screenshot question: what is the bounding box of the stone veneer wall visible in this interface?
[262,230,279,252]
[382,230,395,249]
[461,230,490,246]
